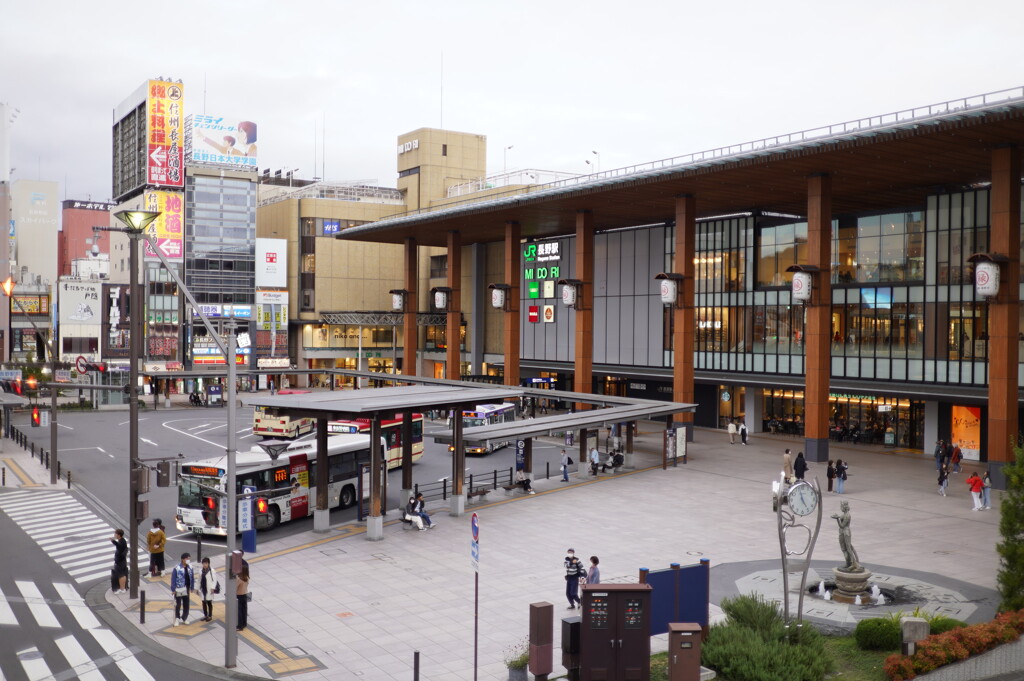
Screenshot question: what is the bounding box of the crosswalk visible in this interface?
[0,579,154,681]
[0,490,148,585]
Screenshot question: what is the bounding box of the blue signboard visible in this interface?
[323,220,340,235]
[515,440,525,470]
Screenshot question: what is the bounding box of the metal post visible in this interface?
[413,650,420,681]
[140,590,146,624]
[225,324,239,666]
[129,228,141,600]
[50,358,58,485]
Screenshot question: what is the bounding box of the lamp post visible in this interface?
[112,209,160,600]
[503,145,513,174]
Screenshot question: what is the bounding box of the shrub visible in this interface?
[928,616,966,635]
[856,617,902,650]
[719,593,785,640]
[998,444,1024,611]
[883,653,916,681]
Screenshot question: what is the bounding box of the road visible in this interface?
[0,488,230,681]
[10,406,570,553]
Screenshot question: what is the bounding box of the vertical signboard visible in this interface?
[255,239,287,288]
[146,79,184,187]
[951,405,982,461]
[142,191,184,260]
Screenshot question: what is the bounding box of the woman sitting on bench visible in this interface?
[404,496,425,531]
[601,452,624,473]
[515,469,536,494]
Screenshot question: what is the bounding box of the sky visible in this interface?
[2,0,1023,203]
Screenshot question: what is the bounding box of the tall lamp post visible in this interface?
[112,209,160,600]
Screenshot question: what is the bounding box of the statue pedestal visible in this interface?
[831,567,872,603]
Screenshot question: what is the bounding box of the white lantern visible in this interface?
[391,293,404,311]
[792,271,812,303]
[433,289,448,310]
[975,261,1000,298]
[490,287,506,309]
[659,279,678,305]
[561,283,577,307]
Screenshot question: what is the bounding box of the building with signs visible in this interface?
[333,86,1024,487]
[60,200,114,277]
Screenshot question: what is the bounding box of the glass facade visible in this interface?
[184,175,257,306]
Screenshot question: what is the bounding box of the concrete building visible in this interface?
[59,200,114,277]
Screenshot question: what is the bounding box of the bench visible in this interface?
[467,487,491,500]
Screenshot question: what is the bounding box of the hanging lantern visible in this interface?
[975,261,1000,298]
[792,271,812,303]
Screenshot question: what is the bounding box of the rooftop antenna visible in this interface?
[322,111,326,181]
[203,72,207,114]
[440,50,444,129]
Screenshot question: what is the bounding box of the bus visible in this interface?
[450,403,517,454]
[175,433,381,534]
[328,413,425,469]
[252,390,314,438]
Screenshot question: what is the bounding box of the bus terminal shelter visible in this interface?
[248,376,696,541]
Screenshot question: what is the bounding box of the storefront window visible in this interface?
[718,385,744,429]
[833,212,924,285]
[757,221,806,288]
[761,389,804,434]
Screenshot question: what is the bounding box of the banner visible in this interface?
[59,281,101,325]
[951,405,982,461]
[256,239,287,288]
[186,114,258,169]
[146,80,184,187]
[143,191,184,260]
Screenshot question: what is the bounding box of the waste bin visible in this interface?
[667,623,703,681]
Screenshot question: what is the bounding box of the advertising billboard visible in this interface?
[256,238,287,288]
[58,281,101,326]
[146,79,184,187]
[951,405,982,461]
[186,114,258,169]
[142,191,184,261]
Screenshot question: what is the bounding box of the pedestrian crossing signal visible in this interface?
[256,498,269,514]
[31,406,40,427]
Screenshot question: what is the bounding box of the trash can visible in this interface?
[667,623,703,681]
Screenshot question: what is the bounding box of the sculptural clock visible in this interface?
[773,476,823,626]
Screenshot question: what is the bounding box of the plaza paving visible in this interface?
[4,418,1004,680]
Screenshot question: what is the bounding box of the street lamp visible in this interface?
[503,145,513,174]
[585,150,601,173]
[113,209,159,601]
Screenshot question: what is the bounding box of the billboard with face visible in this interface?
[146,79,185,187]
[186,114,258,169]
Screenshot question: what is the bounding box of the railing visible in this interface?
[8,425,73,488]
[411,464,554,504]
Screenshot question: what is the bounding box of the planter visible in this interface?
[507,667,528,681]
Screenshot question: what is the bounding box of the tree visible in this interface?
[997,444,1024,611]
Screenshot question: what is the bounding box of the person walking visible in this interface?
[170,552,195,626]
[589,447,600,476]
[794,452,808,480]
[739,421,749,446]
[414,492,435,528]
[147,519,166,577]
[943,440,954,470]
[933,440,945,472]
[982,472,993,510]
[967,472,984,511]
[198,557,220,622]
[826,460,836,493]
[236,563,250,631]
[835,459,848,494]
[782,449,794,483]
[564,549,585,609]
[727,420,737,445]
[110,529,128,594]
[586,556,601,584]
[560,449,570,482]
[951,443,963,473]
[937,464,949,496]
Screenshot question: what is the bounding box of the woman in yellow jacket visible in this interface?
[146,519,166,577]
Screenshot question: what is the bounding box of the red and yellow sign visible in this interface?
[951,405,981,461]
[146,79,184,187]
[143,191,184,261]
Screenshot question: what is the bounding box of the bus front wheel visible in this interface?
[339,485,356,509]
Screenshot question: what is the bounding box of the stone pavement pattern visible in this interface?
[1,420,1005,681]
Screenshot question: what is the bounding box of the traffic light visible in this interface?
[156,460,175,487]
[83,362,107,373]
[1,277,13,297]
[25,376,37,391]
[255,498,269,514]
[202,496,218,526]
[31,406,40,427]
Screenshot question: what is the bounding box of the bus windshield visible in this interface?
[178,477,215,509]
[463,417,487,428]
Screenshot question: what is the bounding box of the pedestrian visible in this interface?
[236,562,250,631]
[147,518,166,577]
[587,556,601,584]
[564,549,584,609]
[404,496,425,530]
[515,469,535,494]
[835,459,848,494]
[198,557,220,622]
[794,452,808,480]
[951,444,962,473]
[269,379,276,396]
[967,472,984,511]
[589,447,600,476]
[170,552,195,626]
[937,464,948,496]
[739,421,749,445]
[110,528,128,594]
[727,420,737,445]
[826,460,836,493]
[943,440,954,469]
[934,440,945,472]
[414,492,435,528]
[982,472,992,510]
[560,449,570,482]
[783,449,794,483]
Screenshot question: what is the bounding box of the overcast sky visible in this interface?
[2,0,1022,203]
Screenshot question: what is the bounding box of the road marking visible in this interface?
[96,447,105,454]
[195,424,227,435]
[17,511,97,530]
[0,584,17,625]
[162,420,225,449]
[17,646,50,681]
[1,458,40,487]
[54,635,106,681]
[57,423,74,431]
[188,423,211,431]
[16,581,60,628]
[32,521,110,542]
[59,447,105,452]
[118,418,148,426]
[89,628,155,681]
[141,438,158,447]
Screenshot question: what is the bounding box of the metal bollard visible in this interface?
[546,461,550,479]
[45,451,49,469]
[31,442,35,458]
[66,471,71,489]
[413,650,420,681]
[57,461,61,478]
[196,534,203,564]
[2,467,5,486]
[140,590,146,624]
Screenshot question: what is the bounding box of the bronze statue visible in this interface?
[831,500,862,572]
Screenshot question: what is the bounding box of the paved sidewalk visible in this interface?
[2,422,1005,681]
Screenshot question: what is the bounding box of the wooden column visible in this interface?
[315,418,329,513]
[403,237,418,376]
[988,145,1021,487]
[574,211,595,402]
[804,174,832,463]
[446,231,462,380]
[401,410,414,491]
[505,221,521,387]
[673,196,696,436]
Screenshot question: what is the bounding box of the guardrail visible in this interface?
[9,426,72,488]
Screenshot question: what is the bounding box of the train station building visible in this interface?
[334,86,1024,483]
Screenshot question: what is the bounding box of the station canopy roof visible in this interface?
[336,86,1024,247]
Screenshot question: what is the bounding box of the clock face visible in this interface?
[788,482,817,516]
